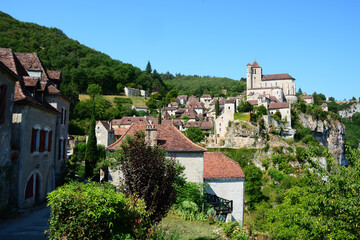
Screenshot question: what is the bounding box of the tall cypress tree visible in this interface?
[215,98,220,118]
[158,109,162,124]
[146,61,152,74]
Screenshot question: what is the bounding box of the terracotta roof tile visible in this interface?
[248,100,258,106]
[46,70,62,80]
[107,123,206,152]
[251,60,261,68]
[0,48,28,76]
[262,74,294,81]
[177,95,188,100]
[268,102,289,109]
[201,94,212,98]
[15,52,49,82]
[204,152,245,179]
[114,128,128,136]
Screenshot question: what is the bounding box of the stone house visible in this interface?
[107,123,207,183]
[300,93,314,104]
[0,62,18,211]
[268,102,291,127]
[132,105,148,112]
[95,121,115,147]
[204,152,245,224]
[0,48,70,208]
[124,86,140,96]
[177,95,188,105]
[214,100,235,142]
[200,94,212,109]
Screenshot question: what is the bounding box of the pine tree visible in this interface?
[146,61,152,74]
[215,98,220,118]
[158,109,162,124]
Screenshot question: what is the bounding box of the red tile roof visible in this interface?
[268,102,289,109]
[15,52,49,82]
[252,60,261,68]
[177,95,188,100]
[46,70,62,81]
[0,48,28,76]
[114,128,127,136]
[262,74,294,81]
[201,94,212,98]
[117,116,148,125]
[107,123,206,152]
[204,152,245,179]
[248,100,258,106]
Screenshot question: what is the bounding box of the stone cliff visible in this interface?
[298,112,345,164]
[338,101,360,118]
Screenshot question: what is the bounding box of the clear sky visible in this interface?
[2,0,360,100]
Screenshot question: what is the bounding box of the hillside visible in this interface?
[0,11,167,96]
[164,74,246,97]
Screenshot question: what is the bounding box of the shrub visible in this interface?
[268,168,285,182]
[46,182,149,239]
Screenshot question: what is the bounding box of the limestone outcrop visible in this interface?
[223,121,266,148]
[298,112,345,164]
[338,102,360,118]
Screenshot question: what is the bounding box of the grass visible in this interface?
[79,94,147,106]
[159,214,225,240]
[234,112,250,122]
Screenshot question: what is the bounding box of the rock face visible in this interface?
[223,121,266,148]
[338,102,360,118]
[298,112,345,164]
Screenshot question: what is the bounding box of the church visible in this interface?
[246,61,297,103]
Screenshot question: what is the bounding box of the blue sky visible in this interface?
[2,0,360,100]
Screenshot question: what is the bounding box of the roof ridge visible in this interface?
[169,124,207,151]
[107,123,134,149]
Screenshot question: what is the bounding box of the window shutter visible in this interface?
[31,128,36,153]
[48,131,53,152]
[58,139,62,160]
[39,130,45,152]
[0,85,7,124]
[64,109,66,125]
[63,139,66,159]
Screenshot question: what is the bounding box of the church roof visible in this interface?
[262,74,295,81]
[204,152,245,179]
[251,61,261,68]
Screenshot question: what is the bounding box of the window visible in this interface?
[0,84,7,124]
[31,127,41,153]
[61,108,66,125]
[44,129,52,152]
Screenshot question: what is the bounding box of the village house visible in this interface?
[200,94,212,109]
[0,62,18,211]
[132,105,148,112]
[107,123,207,183]
[204,152,245,223]
[0,48,70,208]
[176,95,188,105]
[124,86,148,97]
[95,121,115,146]
[214,100,235,142]
[300,93,314,104]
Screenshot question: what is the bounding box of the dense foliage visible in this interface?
[46,182,149,239]
[114,131,177,223]
[184,127,205,143]
[164,74,246,97]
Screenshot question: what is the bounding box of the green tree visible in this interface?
[184,127,205,143]
[244,164,264,209]
[238,101,254,113]
[146,61,152,74]
[84,84,102,179]
[215,98,220,118]
[158,110,162,124]
[115,131,177,223]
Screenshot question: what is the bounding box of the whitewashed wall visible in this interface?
[205,178,245,224]
[167,151,204,183]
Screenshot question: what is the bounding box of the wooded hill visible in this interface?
[0,11,168,96]
[0,11,244,100]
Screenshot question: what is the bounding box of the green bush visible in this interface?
[46,182,149,239]
[268,168,285,182]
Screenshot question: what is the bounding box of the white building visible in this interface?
[204,152,245,224]
[95,121,115,147]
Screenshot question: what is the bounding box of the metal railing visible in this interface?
[205,193,233,214]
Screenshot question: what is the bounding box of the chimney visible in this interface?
[145,124,158,147]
